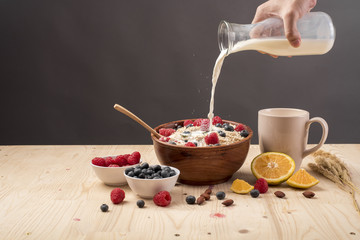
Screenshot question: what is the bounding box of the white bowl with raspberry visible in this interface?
[91,151,142,186]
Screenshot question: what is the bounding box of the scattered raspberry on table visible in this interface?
[111,188,125,204]
[153,191,171,207]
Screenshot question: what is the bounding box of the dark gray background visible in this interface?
[1,0,359,145]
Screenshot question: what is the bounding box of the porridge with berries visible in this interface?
[158,116,249,147]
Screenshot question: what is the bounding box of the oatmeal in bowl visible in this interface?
[151,116,252,185]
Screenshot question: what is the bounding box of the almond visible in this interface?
[222,199,234,206]
[197,196,205,205]
[303,191,315,198]
[201,193,210,201]
[204,188,212,195]
[274,191,285,198]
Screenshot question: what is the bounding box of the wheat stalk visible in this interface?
[309,150,360,214]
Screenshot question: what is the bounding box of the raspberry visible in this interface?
[128,155,140,165]
[131,151,141,161]
[204,132,219,145]
[104,156,115,167]
[183,120,193,127]
[159,136,170,142]
[159,128,176,137]
[153,191,171,207]
[108,164,120,167]
[200,119,210,131]
[91,157,106,167]
[123,154,130,160]
[110,188,125,204]
[212,116,223,125]
[193,119,204,127]
[185,142,196,147]
[235,124,245,132]
[114,155,128,166]
[254,178,268,193]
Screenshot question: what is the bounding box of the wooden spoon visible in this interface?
[113,104,161,139]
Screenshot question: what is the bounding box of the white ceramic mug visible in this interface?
[258,108,328,171]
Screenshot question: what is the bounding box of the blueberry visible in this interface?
[216,191,226,200]
[137,200,145,208]
[218,130,226,137]
[250,189,260,198]
[240,130,249,138]
[134,168,141,176]
[125,167,134,175]
[127,171,135,177]
[100,204,109,212]
[141,168,147,173]
[140,162,149,169]
[186,124,194,128]
[215,123,223,128]
[185,195,196,204]
[224,124,234,131]
[161,171,170,178]
[163,166,171,172]
[138,173,145,179]
[193,142,198,147]
[146,169,154,175]
[153,165,162,172]
[153,176,161,179]
[169,170,177,177]
[214,143,221,146]
[169,141,177,145]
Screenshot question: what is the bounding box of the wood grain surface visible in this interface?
[0,144,359,240]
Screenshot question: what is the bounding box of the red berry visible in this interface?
[123,154,130,160]
[159,128,176,137]
[204,132,219,145]
[212,116,223,125]
[131,151,141,161]
[108,164,120,167]
[159,136,170,142]
[183,120,193,126]
[254,178,268,193]
[193,119,203,127]
[153,191,171,207]
[114,155,128,166]
[200,119,210,131]
[110,188,125,204]
[91,157,106,167]
[235,124,246,132]
[128,155,140,165]
[185,142,196,147]
[104,156,115,167]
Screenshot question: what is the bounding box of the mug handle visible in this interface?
[303,117,329,158]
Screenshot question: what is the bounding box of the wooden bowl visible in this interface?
[151,119,253,185]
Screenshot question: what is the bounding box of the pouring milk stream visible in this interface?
[207,12,335,129]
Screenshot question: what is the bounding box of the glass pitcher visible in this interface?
[218,12,335,56]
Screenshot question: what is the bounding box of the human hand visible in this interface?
[252,0,317,57]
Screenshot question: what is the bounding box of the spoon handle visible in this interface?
[113,104,161,139]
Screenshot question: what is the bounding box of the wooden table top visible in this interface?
[0,144,359,240]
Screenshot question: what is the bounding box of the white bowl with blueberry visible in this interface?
[124,162,180,198]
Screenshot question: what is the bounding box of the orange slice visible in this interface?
[286,168,319,189]
[230,179,254,194]
[251,152,295,185]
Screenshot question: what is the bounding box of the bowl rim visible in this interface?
[124,165,180,181]
[151,119,253,149]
